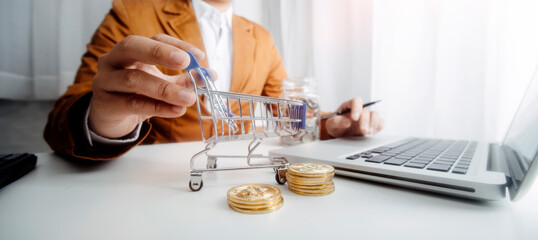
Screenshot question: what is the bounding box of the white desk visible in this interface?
[1,139,537,240]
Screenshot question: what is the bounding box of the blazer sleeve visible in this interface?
[43,0,151,161]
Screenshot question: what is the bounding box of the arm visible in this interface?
[44,0,204,160]
[44,0,136,160]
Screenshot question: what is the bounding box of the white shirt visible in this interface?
[192,0,233,92]
[84,0,234,146]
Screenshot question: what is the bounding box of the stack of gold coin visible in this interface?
[227,184,284,214]
[286,163,335,196]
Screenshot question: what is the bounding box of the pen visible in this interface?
[320,100,381,120]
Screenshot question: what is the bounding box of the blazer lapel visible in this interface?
[230,15,255,93]
[157,0,208,68]
[156,0,210,115]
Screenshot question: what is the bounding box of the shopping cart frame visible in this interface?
[184,52,306,191]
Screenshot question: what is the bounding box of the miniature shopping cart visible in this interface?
[184,52,306,191]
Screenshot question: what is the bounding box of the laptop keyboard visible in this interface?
[345,138,477,174]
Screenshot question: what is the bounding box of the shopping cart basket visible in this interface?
[184,52,307,191]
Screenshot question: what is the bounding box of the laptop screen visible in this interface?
[503,66,538,201]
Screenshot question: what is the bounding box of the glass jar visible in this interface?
[280,77,321,145]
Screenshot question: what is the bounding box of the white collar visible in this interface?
[192,0,233,28]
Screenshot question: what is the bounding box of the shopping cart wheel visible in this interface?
[275,171,287,185]
[189,172,203,191]
[206,157,217,169]
[189,180,204,191]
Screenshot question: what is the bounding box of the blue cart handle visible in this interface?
[185,51,213,80]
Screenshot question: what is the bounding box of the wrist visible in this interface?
[88,101,139,139]
[320,118,334,140]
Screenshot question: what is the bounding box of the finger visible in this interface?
[169,68,218,89]
[128,63,167,77]
[349,98,364,121]
[98,69,196,107]
[126,63,198,90]
[126,56,217,90]
[128,63,209,90]
[151,34,205,60]
[103,35,191,70]
[369,111,380,134]
[378,118,385,133]
[358,108,370,135]
[167,72,196,89]
[116,93,188,118]
[326,116,352,138]
[336,97,363,121]
[206,68,218,82]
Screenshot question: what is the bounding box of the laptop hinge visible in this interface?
[488,143,514,189]
[502,145,529,186]
[488,143,508,174]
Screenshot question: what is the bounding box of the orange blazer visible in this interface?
[44,0,330,160]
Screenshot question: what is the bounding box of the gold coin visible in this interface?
[288,182,334,193]
[286,172,334,183]
[228,196,283,210]
[288,181,334,190]
[286,171,335,179]
[227,184,281,205]
[287,163,335,177]
[289,188,334,197]
[289,185,335,196]
[286,172,333,185]
[229,198,284,214]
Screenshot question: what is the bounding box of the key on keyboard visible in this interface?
[346,138,477,174]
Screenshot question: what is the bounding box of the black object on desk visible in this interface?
[0,153,37,189]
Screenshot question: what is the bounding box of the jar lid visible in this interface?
[282,77,316,90]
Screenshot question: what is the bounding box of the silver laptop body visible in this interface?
[270,68,538,201]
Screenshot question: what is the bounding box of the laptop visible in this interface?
[270,68,538,201]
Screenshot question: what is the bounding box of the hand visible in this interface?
[326,97,384,138]
[89,34,208,139]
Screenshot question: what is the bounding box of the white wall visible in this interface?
[371,0,538,141]
[235,0,374,112]
[235,0,538,142]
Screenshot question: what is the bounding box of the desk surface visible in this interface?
[1,139,537,240]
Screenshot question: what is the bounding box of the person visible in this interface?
[44,0,384,160]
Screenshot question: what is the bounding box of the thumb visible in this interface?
[327,116,351,138]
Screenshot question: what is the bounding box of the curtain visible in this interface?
[0,0,112,100]
[240,0,538,142]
